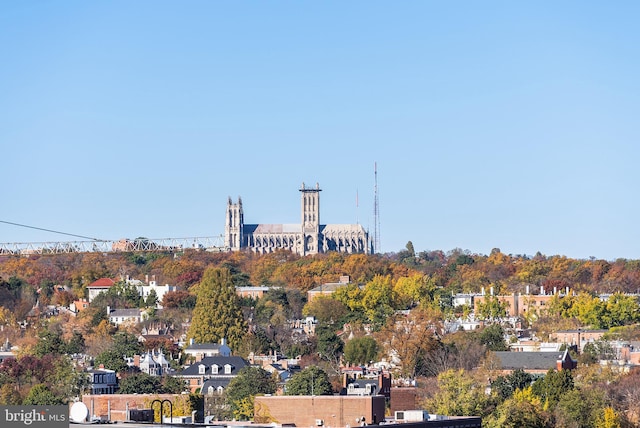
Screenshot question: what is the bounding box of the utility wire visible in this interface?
[0,220,103,241]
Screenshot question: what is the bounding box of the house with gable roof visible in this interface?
[493,349,577,375]
[175,355,250,393]
[137,350,172,376]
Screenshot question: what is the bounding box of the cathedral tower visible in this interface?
[224,197,244,251]
[300,182,321,255]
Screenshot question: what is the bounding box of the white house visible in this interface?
[107,307,147,326]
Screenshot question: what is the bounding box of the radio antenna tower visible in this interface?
[373,162,380,253]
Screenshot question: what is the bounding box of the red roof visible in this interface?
[87,278,117,288]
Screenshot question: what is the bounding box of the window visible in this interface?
[211,364,219,374]
[198,365,205,374]
[224,364,232,374]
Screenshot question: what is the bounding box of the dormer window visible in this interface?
[198,364,206,374]
[224,364,232,374]
[211,364,219,374]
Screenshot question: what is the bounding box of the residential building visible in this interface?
[107,307,147,326]
[87,367,118,394]
[236,285,272,299]
[175,355,250,393]
[86,278,117,302]
[184,338,232,362]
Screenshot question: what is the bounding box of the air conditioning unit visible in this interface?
[316,419,324,426]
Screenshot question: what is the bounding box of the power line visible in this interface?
[0,220,103,241]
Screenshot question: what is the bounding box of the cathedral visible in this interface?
[224,183,373,256]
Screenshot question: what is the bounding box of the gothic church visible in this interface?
[224,183,373,256]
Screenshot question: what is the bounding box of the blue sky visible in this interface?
[1,2,638,260]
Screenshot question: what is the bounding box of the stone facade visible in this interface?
[225,183,373,256]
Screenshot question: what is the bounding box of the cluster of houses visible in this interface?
[10,273,640,427]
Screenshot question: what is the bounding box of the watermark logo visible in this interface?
[0,406,67,428]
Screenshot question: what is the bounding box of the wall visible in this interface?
[254,395,386,427]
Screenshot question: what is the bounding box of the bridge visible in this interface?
[0,236,229,255]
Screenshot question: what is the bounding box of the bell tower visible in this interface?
[224,196,244,251]
[300,182,321,255]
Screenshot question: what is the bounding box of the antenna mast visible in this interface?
[373,162,380,253]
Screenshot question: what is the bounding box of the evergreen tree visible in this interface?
[186,267,247,351]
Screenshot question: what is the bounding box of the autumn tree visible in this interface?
[425,369,494,417]
[475,295,508,320]
[361,275,396,329]
[302,295,348,325]
[374,307,441,379]
[484,387,548,428]
[186,267,247,351]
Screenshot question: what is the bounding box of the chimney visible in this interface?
[220,338,227,346]
[145,275,149,283]
[526,285,530,295]
[490,287,494,296]
[106,306,111,316]
[540,286,545,295]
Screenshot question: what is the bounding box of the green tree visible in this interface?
[118,373,161,394]
[145,289,159,308]
[161,376,187,394]
[554,387,606,428]
[226,366,277,421]
[186,268,247,351]
[479,324,508,351]
[285,366,332,396]
[491,368,534,400]
[24,383,64,405]
[66,331,86,355]
[32,329,67,357]
[94,349,129,373]
[343,336,379,366]
[531,369,574,408]
[315,325,344,375]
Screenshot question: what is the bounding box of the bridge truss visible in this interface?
[0,236,228,255]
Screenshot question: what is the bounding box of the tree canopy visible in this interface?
[186,267,247,350]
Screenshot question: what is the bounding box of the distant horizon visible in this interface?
[0,217,633,262]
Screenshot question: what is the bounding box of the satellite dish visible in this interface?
[70,402,89,423]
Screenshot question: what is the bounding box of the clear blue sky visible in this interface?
[1,2,638,261]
